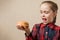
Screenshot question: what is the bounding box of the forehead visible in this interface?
[40,3,51,11]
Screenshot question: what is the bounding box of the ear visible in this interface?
[53,11,57,17]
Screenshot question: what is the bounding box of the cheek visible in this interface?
[45,14,50,18]
[40,14,43,18]
[47,14,54,21]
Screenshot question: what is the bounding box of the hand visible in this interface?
[16,21,30,34]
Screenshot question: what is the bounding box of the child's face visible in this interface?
[40,3,56,24]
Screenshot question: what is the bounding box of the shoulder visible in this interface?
[33,23,41,26]
[32,23,41,31]
[54,25,60,30]
[33,23,43,28]
[32,23,42,29]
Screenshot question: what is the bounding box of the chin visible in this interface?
[43,23,47,24]
[42,21,48,24]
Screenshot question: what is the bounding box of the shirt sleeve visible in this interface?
[25,24,37,40]
[58,27,60,40]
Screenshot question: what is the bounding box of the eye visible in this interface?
[44,11,49,14]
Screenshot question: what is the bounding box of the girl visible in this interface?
[17,1,60,40]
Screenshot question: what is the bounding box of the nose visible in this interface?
[41,13,45,17]
[43,14,45,17]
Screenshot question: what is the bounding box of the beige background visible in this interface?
[0,0,60,40]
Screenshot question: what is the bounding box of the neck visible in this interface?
[43,22,55,25]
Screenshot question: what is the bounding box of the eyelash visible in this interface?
[40,11,49,14]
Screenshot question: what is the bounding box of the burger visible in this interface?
[16,21,29,29]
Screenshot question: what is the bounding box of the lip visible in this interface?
[42,18,47,21]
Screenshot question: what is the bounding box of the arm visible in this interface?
[25,24,37,40]
[58,27,60,40]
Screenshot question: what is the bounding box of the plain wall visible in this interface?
[0,0,60,40]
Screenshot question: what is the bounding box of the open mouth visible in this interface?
[42,18,47,21]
